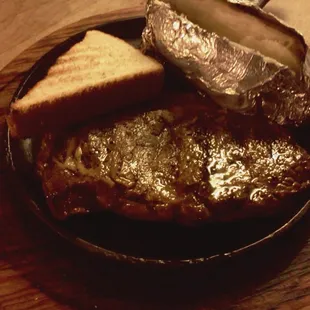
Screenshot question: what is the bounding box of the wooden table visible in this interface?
[0,1,310,309]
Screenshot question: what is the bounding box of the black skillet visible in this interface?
[5,17,310,267]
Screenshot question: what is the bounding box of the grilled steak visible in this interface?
[36,92,310,224]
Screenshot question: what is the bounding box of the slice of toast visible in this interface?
[7,30,164,138]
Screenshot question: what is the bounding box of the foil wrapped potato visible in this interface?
[142,0,310,125]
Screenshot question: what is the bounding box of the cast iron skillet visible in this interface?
[5,17,310,267]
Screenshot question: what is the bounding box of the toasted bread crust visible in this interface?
[7,30,164,138]
[7,70,163,137]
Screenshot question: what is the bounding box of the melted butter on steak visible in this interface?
[36,92,310,224]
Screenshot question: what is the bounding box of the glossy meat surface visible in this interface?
[36,92,310,224]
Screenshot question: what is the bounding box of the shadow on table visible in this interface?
[1,179,310,310]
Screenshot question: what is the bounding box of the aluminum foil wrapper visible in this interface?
[230,0,270,6]
[142,0,310,125]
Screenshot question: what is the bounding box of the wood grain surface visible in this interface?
[0,1,310,309]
